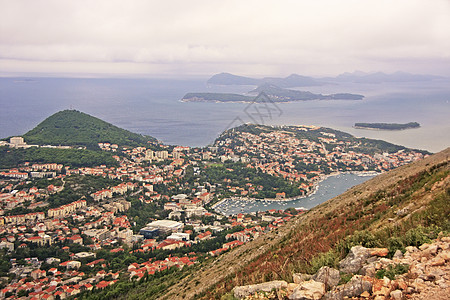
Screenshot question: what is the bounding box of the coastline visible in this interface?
[211,171,380,211]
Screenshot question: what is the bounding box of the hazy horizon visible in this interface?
[1,0,449,78]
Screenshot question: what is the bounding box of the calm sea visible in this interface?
[0,77,449,152]
[214,173,375,216]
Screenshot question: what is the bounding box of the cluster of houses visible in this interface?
[0,126,429,298]
[214,125,427,195]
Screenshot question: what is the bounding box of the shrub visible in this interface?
[375,264,409,280]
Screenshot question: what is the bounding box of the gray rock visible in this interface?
[396,207,409,216]
[289,280,325,300]
[339,246,371,274]
[359,264,376,277]
[390,289,403,300]
[312,266,340,289]
[233,280,288,299]
[322,290,344,300]
[393,249,404,259]
[405,246,418,253]
[293,273,312,284]
[323,275,372,300]
[366,256,379,264]
[341,275,372,298]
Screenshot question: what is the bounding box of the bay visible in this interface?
[213,173,375,216]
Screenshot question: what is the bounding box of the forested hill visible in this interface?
[22,110,157,149]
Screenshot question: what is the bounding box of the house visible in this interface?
[195,231,212,241]
[67,235,83,245]
[59,260,81,269]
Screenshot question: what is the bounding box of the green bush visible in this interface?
[375,264,409,280]
[308,249,340,274]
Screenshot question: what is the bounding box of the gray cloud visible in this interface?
[1,0,449,77]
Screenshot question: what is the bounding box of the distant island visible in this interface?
[207,72,322,87]
[182,83,364,103]
[354,122,421,131]
[207,71,443,86]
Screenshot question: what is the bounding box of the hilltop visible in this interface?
[22,110,157,149]
[141,147,449,299]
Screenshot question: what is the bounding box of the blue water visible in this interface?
[1,77,449,152]
[214,173,375,215]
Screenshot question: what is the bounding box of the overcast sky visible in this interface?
[1,0,449,78]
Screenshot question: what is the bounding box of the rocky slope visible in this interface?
[155,147,449,300]
[233,236,450,299]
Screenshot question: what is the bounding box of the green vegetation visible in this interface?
[22,110,156,149]
[355,122,420,130]
[0,146,118,168]
[46,175,122,208]
[375,264,409,280]
[201,162,302,198]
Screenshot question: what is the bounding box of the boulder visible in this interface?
[289,280,325,300]
[360,290,370,298]
[342,275,373,298]
[370,248,389,257]
[312,266,340,289]
[430,257,445,266]
[233,280,288,299]
[421,244,438,258]
[339,246,371,274]
[393,250,403,259]
[436,250,450,261]
[293,273,312,284]
[390,289,402,300]
[359,264,376,277]
[405,246,418,253]
[323,275,372,300]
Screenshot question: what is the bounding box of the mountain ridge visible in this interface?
[207,71,444,86]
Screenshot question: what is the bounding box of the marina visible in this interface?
[213,173,376,215]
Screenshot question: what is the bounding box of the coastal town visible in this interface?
[0,124,428,299]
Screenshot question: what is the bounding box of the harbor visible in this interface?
[213,172,377,216]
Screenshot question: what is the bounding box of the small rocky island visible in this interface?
[354,122,420,130]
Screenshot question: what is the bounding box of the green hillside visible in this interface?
[22,110,157,149]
